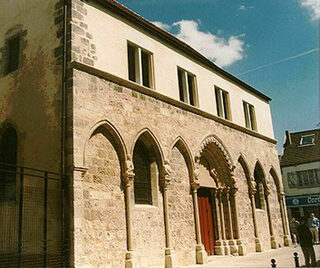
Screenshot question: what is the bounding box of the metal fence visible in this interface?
[0,162,65,268]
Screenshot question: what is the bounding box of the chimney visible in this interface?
[284,130,291,147]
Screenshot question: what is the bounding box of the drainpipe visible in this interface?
[61,0,69,266]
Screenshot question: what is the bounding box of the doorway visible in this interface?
[197,188,215,255]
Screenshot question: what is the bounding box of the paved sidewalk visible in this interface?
[187,245,320,268]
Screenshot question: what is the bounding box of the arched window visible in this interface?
[0,126,17,201]
[254,163,265,210]
[133,140,152,204]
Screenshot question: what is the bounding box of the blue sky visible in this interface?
[117,0,319,153]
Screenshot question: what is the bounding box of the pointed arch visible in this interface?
[199,134,234,173]
[269,167,283,193]
[238,153,252,179]
[253,160,267,185]
[130,128,164,169]
[169,136,195,183]
[83,120,127,175]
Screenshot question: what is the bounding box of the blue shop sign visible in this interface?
[286,194,320,207]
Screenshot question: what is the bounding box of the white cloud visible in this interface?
[152,21,171,31]
[300,0,320,20]
[172,20,245,67]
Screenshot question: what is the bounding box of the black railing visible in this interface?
[0,163,66,268]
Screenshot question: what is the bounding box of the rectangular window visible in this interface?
[7,36,20,74]
[300,135,315,146]
[294,169,320,187]
[215,87,231,120]
[177,67,198,106]
[127,42,153,88]
[243,101,257,131]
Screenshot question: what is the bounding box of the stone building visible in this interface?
[280,129,320,222]
[0,0,290,267]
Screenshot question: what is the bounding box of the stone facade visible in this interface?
[0,0,290,267]
[69,68,290,267]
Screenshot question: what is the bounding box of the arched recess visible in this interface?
[131,128,164,205]
[83,120,127,177]
[269,167,290,246]
[238,154,261,252]
[168,136,194,183]
[0,122,18,201]
[253,160,277,249]
[269,167,283,193]
[196,135,239,256]
[167,136,196,265]
[253,161,267,210]
[130,128,166,267]
[82,121,128,267]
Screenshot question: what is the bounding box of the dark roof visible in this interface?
[280,129,320,167]
[94,0,271,102]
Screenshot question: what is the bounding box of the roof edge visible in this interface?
[92,0,272,102]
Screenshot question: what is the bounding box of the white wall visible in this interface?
[83,1,275,138]
[282,161,320,196]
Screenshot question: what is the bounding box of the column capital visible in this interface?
[161,159,172,190]
[278,191,285,200]
[249,176,257,196]
[124,155,135,187]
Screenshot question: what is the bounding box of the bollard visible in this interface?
[271,258,277,267]
[293,252,299,267]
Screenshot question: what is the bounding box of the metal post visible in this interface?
[43,172,48,267]
[271,258,277,267]
[17,167,24,268]
[293,252,300,267]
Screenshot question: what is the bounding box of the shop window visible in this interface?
[215,86,231,120]
[177,67,198,106]
[127,42,153,88]
[243,101,257,131]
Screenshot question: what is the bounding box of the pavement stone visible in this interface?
[184,245,320,268]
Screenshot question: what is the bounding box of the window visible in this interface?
[6,35,20,74]
[0,126,17,202]
[288,169,320,188]
[127,42,153,88]
[243,101,257,131]
[215,87,231,120]
[133,141,152,204]
[300,135,315,146]
[177,68,198,106]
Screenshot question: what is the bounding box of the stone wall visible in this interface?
[168,147,196,265]
[82,129,127,268]
[70,68,287,267]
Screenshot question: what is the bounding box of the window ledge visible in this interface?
[134,204,158,210]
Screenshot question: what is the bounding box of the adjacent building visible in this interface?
[280,129,320,222]
[0,0,290,267]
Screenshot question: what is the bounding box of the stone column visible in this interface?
[230,186,246,256]
[264,185,277,249]
[212,188,223,255]
[124,156,135,268]
[192,163,207,264]
[162,160,173,268]
[218,188,229,255]
[225,187,237,255]
[71,166,88,267]
[278,192,290,246]
[249,176,262,252]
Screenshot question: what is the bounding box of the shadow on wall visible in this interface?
[0,48,60,170]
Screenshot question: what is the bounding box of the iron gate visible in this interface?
[0,162,66,267]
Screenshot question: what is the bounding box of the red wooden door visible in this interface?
[198,188,215,255]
